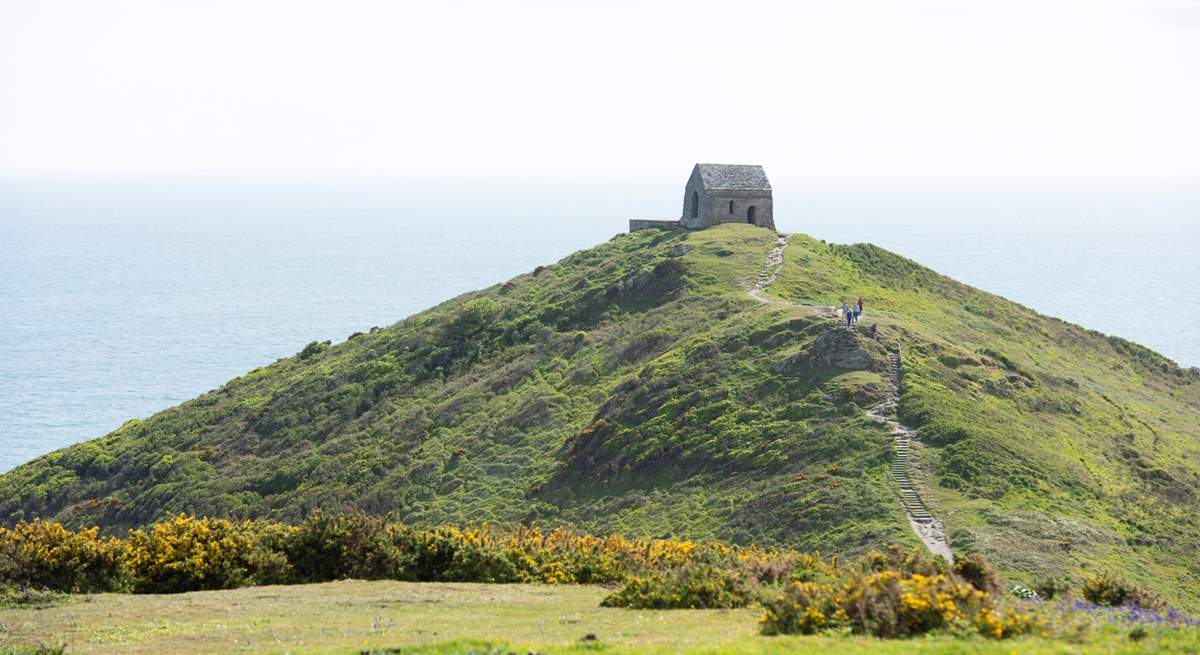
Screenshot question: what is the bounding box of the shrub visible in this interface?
[417,527,519,583]
[8,510,1052,638]
[1081,573,1123,606]
[953,553,1004,595]
[445,298,503,343]
[0,516,825,601]
[0,520,129,592]
[285,512,415,582]
[855,572,988,637]
[975,606,1038,639]
[298,340,330,359]
[859,545,946,578]
[759,580,840,635]
[1081,573,1164,610]
[124,514,290,593]
[503,526,627,584]
[760,570,1022,639]
[742,550,800,586]
[601,562,758,609]
[1034,576,1071,600]
[0,586,74,609]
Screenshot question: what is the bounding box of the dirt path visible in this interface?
[747,234,837,317]
[748,234,790,304]
[748,236,952,562]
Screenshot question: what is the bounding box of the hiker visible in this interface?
[842,301,853,327]
[856,297,864,322]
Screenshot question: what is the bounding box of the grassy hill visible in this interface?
[2,224,1197,606]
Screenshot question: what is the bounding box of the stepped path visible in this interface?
[866,353,954,562]
[748,234,953,562]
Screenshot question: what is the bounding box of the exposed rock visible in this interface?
[773,327,888,374]
[667,243,691,257]
[827,380,888,408]
[605,260,685,299]
[607,270,650,297]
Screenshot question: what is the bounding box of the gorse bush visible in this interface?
[124,515,291,593]
[601,545,819,609]
[1034,576,1071,600]
[762,571,977,637]
[601,562,760,609]
[760,569,1037,639]
[417,526,520,583]
[860,544,946,578]
[952,553,1004,596]
[975,605,1039,640]
[0,514,794,596]
[284,512,414,582]
[1082,573,1165,610]
[0,515,1119,641]
[759,547,1039,640]
[0,520,128,593]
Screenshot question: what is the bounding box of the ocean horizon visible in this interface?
[1,176,1197,473]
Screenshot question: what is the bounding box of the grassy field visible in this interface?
[2,581,1198,655]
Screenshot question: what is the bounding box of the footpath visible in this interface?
[749,233,953,562]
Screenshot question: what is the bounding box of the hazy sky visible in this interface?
[1,0,1197,183]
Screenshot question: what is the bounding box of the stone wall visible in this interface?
[701,189,775,230]
[629,219,681,231]
[679,168,708,229]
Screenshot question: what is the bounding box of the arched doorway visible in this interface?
[747,205,757,225]
[691,191,699,219]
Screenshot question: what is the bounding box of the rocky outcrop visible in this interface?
[605,260,686,300]
[772,327,889,374]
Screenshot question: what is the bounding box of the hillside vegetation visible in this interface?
[2,224,1197,606]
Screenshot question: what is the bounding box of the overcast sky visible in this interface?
[1,0,1197,183]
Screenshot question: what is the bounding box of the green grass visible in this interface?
[1,580,1197,655]
[763,234,1200,607]
[1,224,1197,607]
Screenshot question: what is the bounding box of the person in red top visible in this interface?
[856,297,864,322]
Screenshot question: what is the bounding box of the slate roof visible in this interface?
[695,163,771,191]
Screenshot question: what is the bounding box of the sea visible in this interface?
[1,176,1197,473]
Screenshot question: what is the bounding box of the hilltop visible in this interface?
[2,224,1197,606]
